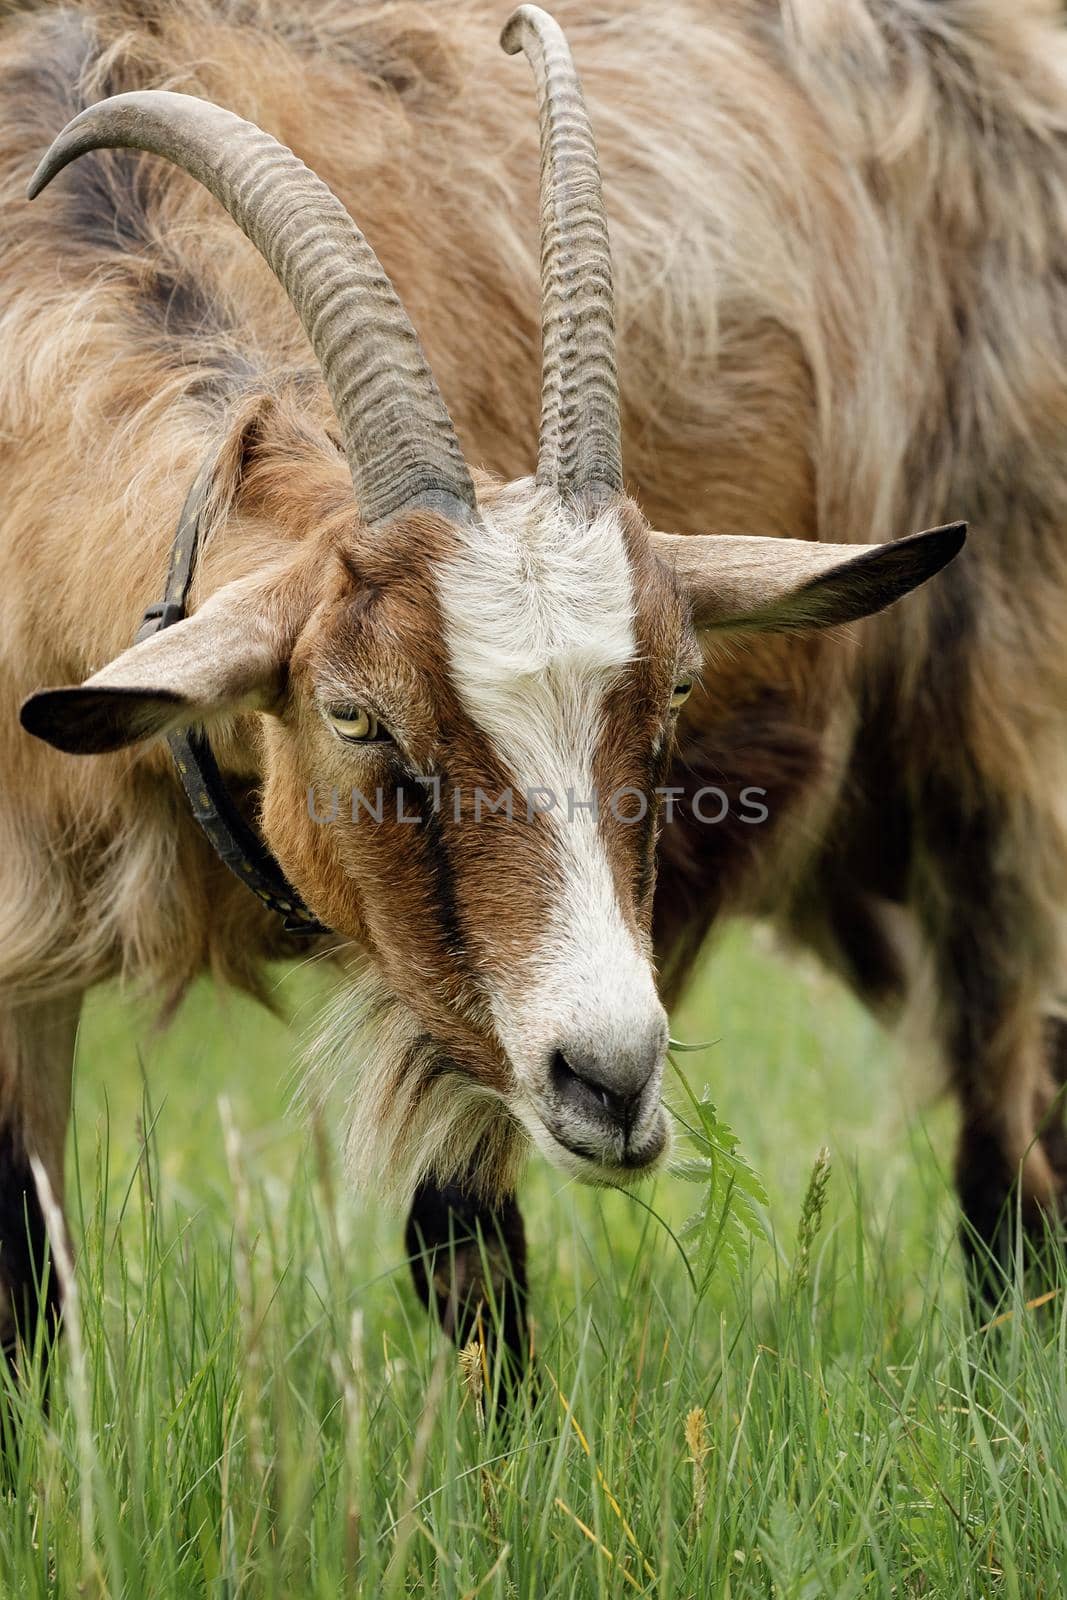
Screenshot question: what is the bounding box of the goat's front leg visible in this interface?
[0,992,80,1361]
[405,1171,529,1383]
[915,790,1065,1296]
[1038,1014,1067,1192]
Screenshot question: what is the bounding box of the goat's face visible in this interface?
[263,480,697,1188]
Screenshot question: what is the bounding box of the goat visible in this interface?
[0,0,1061,1368]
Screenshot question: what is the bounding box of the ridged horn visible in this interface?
[501,5,622,501]
[28,91,476,528]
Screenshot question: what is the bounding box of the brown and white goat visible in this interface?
[0,0,1062,1362]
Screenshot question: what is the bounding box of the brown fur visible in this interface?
[0,0,1065,1300]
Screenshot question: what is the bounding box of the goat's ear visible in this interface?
[653,522,966,633]
[20,572,297,755]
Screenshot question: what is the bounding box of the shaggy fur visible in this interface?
[1,0,1065,1321]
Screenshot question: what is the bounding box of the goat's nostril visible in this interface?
[549,1048,649,1128]
[550,1049,585,1102]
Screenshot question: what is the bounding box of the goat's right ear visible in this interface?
[20,572,297,755]
[653,523,966,634]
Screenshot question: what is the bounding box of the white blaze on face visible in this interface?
[434,479,666,1101]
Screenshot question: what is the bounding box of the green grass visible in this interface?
[2,926,1065,1598]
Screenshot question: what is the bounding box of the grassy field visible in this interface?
[1,926,1064,1598]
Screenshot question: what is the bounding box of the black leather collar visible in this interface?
[136,455,330,939]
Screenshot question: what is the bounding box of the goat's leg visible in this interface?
[914,796,1064,1295]
[949,1000,1062,1295]
[0,993,80,1361]
[1037,1014,1067,1187]
[405,1173,529,1381]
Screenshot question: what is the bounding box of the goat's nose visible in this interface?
[549,1030,663,1134]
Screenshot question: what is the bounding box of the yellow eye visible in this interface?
[326,706,381,742]
[670,681,694,711]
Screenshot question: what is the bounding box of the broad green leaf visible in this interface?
[669,1064,769,1285]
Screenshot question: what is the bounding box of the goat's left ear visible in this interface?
[652,522,966,633]
[20,568,299,755]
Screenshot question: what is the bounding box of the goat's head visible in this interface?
[19,7,964,1198]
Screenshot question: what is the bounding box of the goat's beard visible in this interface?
[304,974,527,1206]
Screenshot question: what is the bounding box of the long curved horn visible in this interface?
[28,92,476,527]
[501,5,622,501]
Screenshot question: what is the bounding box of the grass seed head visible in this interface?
[794,1144,832,1294]
[685,1405,710,1532]
[459,1337,485,1430]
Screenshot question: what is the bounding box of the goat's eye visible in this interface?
[670,681,694,711]
[326,705,383,743]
